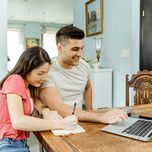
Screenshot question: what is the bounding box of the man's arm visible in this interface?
[40,86,128,124]
[83,80,92,110]
[34,98,48,115]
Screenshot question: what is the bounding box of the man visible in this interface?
[39,25,127,124]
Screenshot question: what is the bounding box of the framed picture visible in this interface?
[85,0,103,37]
[25,38,40,49]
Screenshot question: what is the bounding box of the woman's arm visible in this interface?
[6,94,77,131]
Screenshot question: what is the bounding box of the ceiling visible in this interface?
[8,0,73,24]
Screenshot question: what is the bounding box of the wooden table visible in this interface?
[34,104,152,152]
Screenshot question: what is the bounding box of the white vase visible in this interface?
[93,63,100,70]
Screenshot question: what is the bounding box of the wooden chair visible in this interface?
[126,70,152,106]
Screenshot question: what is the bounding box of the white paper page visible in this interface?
[51,124,85,136]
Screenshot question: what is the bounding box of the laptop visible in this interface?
[101,117,152,141]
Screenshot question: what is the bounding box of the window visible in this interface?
[7,25,24,71]
[42,30,58,58]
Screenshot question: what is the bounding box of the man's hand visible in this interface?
[99,109,128,124]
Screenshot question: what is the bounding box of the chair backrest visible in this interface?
[126,70,152,106]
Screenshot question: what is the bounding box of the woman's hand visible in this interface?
[42,108,78,130]
[60,115,78,130]
[42,108,63,120]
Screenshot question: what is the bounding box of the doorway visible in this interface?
[140,0,152,70]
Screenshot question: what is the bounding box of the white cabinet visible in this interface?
[90,68,113,109]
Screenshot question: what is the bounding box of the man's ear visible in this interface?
[57,42,62,51]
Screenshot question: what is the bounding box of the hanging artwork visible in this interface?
[25,38,40,49]
[85,0,103,36]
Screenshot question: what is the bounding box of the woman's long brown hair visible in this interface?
[0,46,51,100]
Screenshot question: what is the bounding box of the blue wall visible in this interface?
[8,21,43,41]
[8,20,65,48]
[2,1,140,107]
[73,0,140,107]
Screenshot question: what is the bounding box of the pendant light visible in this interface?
[41,11,46,33]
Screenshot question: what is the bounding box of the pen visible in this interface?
[72,102,76,115]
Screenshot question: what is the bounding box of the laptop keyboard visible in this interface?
[122,120,152,137]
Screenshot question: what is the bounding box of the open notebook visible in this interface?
[51,124,85,136]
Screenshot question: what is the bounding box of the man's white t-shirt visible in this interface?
[42,58,91,109]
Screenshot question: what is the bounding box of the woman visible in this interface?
[0,46,77,152]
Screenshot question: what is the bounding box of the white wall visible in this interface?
[0,0,7,79]
[73,0,140,107]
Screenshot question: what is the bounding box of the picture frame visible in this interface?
[25,38,40,49]
[85,0,103,37]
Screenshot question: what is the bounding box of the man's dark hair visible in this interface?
[56,25,85,44]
